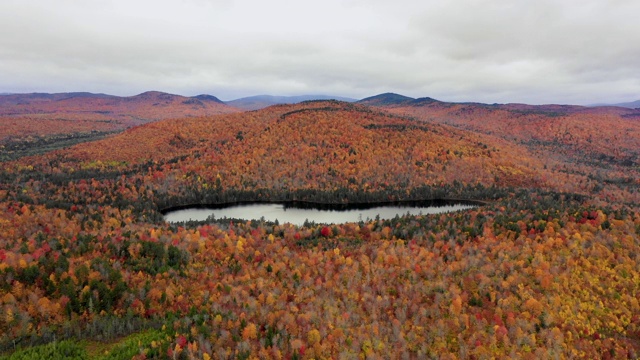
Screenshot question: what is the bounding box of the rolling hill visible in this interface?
[0,91,239,160]
[1,95,640,358]
[17,100,547,198]
[0,91,236,123]
[361,93,640,176]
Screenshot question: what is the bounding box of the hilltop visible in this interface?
[357,92,415,106]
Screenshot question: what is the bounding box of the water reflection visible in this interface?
[163,201,476,226]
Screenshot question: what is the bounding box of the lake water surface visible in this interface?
[163,201,476,226]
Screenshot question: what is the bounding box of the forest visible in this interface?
[0,96,639,359]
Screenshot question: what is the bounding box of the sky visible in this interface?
[1,0,639,105]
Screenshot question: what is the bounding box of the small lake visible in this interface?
[163,200,477,226]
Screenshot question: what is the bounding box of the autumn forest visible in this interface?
[1,91,639,359]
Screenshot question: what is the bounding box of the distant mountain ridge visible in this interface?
[0,91,226,106]
[1,91,358,111]
[4,90,639,109]
[357,92,444,107]
[357,92,633,114]
[0,91,238,136]
[193,94,225,104]
[609,100,640,109]
[226,94,357,110]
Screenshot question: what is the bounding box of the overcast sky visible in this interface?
[1,0,639,104]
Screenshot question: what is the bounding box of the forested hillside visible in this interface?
[370,97,640,204]
[0,92,238,161]
[0,100,639,358]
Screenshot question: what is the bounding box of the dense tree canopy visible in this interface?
[1,100,639,358]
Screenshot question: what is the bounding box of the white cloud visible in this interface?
[1,0,639,104]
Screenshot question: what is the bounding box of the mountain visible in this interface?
[357,92,415,106]
[357,93,446,107]
[589,99,640,108]
[193,94,225,103]
[226,94,357,110]
[409,96,442,106]
[611,100,640,109]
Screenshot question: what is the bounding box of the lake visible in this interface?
[163,200,477,226]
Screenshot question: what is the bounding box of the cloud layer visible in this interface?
[1,0,639,104]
